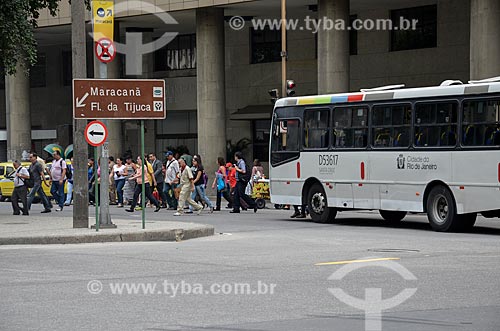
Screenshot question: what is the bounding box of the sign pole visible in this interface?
[86,120,110,230]
[97,62,114,228]
[95,146,99,231]
[141,120,145,230]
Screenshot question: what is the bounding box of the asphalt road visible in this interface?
[1,203,499,331]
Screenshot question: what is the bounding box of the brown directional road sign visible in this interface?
[73,79,166,119]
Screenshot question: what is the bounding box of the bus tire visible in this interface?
[426,185,459,232]
[379,210,407,222]
[307,183,336,223]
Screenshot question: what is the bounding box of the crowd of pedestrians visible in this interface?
[10,148,265,217]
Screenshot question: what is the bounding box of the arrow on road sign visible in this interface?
[90,130,104,136]
[76,93,89,108]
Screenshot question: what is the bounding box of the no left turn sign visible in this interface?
[95,38,116,63]
[85,120,108,147]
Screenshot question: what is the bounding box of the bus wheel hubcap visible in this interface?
[311,193,325,214]
[433,194,448,224]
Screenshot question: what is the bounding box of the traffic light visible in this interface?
[286,80,296,97]
[269,88,279,104]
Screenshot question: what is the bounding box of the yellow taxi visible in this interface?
[0,162,23,180]
[0,161,70,202]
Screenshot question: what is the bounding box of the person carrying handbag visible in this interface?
[212,157,232,211]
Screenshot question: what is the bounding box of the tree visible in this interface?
[0,0,88,75]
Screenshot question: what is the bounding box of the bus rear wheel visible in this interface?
[379,210,407,222]
[426,185,459,232]
[307,183,337,223]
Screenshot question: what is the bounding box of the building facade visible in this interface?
[1,0,499,177]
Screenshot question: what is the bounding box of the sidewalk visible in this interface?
[0,215,214,245]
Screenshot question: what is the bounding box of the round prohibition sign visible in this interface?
[85,121,108,147]
[95,38,116,63]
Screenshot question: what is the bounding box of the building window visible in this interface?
[30,53,46,88]
[372,104,412,148]
[253,120,270,162]
[333,106,368,148]
[251,28,282,64]
[62,51,72,86]
[155,34,196,71]
[390,5,437,52]
[415,102,457,147]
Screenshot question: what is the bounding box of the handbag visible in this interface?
[216,173,225,191]
[174,186,181,200]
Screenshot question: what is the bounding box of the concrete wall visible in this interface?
[351,0,470,90]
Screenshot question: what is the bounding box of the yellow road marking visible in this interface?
[315,257,400,266]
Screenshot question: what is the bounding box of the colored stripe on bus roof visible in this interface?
[331,95,348,103]
[296,94,365,105]
[297,96,331,105]
[348,94,364,102]
[297,98,315,105]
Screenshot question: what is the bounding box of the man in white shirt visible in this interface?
[163,151,180,210]
[49,150,67,211]
[12,160,30,216]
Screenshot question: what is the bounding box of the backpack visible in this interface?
[21,167,34,188]
[58,159,72,180]
[240,160,252,183]
[65,163,73,180]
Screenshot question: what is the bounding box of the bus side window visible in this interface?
[372,104,411,148]
[333,106,367,149]
[462,99,500,147]
[303,109,329,149]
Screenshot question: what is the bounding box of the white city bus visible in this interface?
[269,78,500,232]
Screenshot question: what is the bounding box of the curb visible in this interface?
[0,226,215,245]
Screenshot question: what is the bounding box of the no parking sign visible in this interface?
[95,38,116,63]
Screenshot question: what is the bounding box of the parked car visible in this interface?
[0,161,69,202]
[0,162,30,180]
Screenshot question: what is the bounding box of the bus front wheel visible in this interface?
[307,183,337,223]
[426,185,459,232]
[379,210,407,222]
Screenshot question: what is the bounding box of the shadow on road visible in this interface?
[271,213,500,236]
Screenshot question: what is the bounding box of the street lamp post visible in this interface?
[281,0,287,98]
